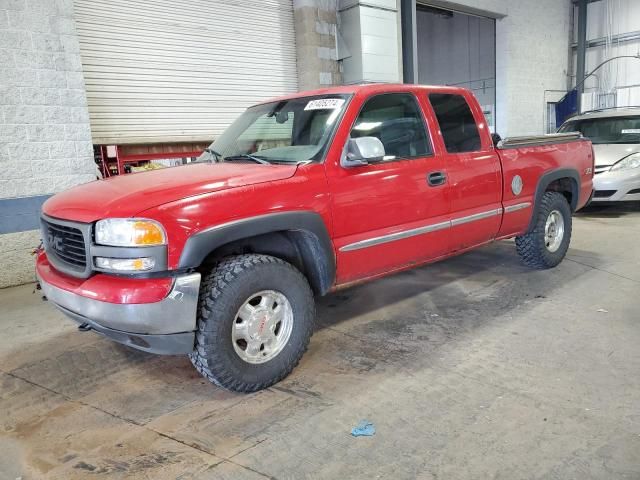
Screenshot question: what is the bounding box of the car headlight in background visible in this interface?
[610,153,640,172]
[95,218,166,247]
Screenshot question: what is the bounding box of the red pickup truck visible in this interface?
[37,84,594,392]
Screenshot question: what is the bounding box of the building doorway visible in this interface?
[415,4,496,132]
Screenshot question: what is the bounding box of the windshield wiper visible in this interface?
[203,148,223,163]
[224,154,270,165]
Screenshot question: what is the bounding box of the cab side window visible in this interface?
[429,93,482,153]
[351,93,432,158]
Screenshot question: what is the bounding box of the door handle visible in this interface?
[427,171,446,187]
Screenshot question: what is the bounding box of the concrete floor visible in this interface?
[1,203,639,480]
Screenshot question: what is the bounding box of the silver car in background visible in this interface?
[559,108,640,202]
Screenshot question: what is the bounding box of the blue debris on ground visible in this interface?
[351,420,375,437]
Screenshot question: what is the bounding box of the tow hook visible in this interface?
[78,323,92,332]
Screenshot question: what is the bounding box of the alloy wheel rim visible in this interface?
[232,290,294,364]
[544,209,565,253]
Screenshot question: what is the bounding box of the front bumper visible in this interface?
[592,168,640,202]
[37,254,201,355]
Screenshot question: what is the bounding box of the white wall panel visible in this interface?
[586,0,640,39]
[339,1,401,84]
[582,0,640,94]
[74,0,299,144]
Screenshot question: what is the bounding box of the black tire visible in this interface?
[515,191,572,269]
[189,254,315,392]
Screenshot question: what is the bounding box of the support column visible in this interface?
[293,0,342,90]
[400,0,417,84]
[575,0,588,111]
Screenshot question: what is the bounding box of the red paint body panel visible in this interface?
[496,139,594,238]
[43,162,297,222]
[36,253,173,304]
[39,83,593,302]
[425,89,503,252]
[323,87,451,283]
[145,163,333,269]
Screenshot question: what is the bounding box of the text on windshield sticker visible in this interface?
[304,99,345,111]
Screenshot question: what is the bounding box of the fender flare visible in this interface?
[527,168,580,232]
[179,211,336,295]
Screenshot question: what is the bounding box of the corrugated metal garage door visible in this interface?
[74,0,299,144]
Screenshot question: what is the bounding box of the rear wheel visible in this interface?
[515,191,572,269]
[189,254,315,392]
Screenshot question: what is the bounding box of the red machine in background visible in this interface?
[95,144,205,177]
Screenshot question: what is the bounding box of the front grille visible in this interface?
[42,219,87,270]
[593,190,617,198]
[594,165,612,174]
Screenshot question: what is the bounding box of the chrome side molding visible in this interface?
[340,220,450,252]
[504,202,532,213]
[450,208,502,226]
[339,204,531,252]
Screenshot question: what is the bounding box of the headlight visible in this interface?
[95,218,166,247]
[610,153,640,172]
[95,257,155,272]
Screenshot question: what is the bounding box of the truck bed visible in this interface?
[495,132,593,239]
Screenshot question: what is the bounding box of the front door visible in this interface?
[326,92,451,284]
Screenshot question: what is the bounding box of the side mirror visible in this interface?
[341,137,385,168]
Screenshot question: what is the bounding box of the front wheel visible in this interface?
[189,254,315,392]
[515,191,572,269]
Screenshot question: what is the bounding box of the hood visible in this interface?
[592,143,640,167]
[43,162,298,222]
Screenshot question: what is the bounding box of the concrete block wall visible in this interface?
[293,0,342,90]
[0,0,95,288]
[494,0,572,136]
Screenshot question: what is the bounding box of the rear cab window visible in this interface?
[429,93,482,153]
[351,93,432,159]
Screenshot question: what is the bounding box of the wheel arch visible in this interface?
[179,211,336,296]
[527,168,580,232]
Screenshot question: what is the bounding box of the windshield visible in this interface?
[197,94,350,164]
[559,115,640,144]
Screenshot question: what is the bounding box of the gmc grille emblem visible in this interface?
[48,233,64,253]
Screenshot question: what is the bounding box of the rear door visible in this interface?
[427,92,502,251]
[327,92,450,284]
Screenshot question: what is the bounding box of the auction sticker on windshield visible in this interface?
[305,98,345,110]
[622,129,640,134]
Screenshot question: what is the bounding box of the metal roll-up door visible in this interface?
[74,0,299,145]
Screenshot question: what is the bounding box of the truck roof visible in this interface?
[256,83,473,106]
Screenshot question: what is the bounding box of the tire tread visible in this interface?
[189,254,314,392]
[515,191,572,269]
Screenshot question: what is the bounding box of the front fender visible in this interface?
[178,211,336,295]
